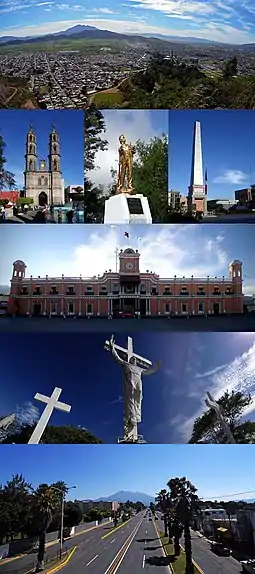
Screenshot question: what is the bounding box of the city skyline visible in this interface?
[1,0,255,45]
[0,444,255,502]
[88,109,168,190]
[169,110,255,202]
[0,109,84,189]
[1,332,254,444]
[1,224,255,295]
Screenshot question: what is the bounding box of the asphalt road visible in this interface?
[156,513,241,574]
[59,512,171,574]
[0,520,112,574]
[0,315,254,332]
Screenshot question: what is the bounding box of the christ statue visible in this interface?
[109,335,160,441]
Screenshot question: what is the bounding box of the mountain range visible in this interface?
[86,490,155,504]
[0,24,241,47]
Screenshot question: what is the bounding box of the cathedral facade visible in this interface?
[24,124,65,206]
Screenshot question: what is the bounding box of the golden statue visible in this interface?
[116,134,136,194]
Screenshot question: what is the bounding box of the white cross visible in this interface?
[28,387,71,444]
[205,391,235,444]
[104,335,152,368]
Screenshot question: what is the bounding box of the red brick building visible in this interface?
[7,249,243,317]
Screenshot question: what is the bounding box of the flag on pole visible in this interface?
[124,232,129,238]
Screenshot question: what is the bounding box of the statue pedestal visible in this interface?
[104,193,152,224]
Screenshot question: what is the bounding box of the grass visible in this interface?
[91,89,124,106]
[159,532,201,574]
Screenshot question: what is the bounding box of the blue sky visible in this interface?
[0,109,84,189]
[0,224,255,295]
[89,110,168,189]
[0,444,255,502]
[0,333,255,444]
[169,110,255,201]
[1,0,255,44]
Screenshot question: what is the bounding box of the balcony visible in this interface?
[197,291,205,296]
[151,290,158,296]
[50,290,59,295]
[66,291,75,296]
[180,292,189,296]
[85,291,94,296]
[163,291,172,296]
[212,292,220,296]
[21,290,28,296]
[33,290,41,296]
[99,291,108,295]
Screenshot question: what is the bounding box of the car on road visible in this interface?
[240,559,255,572]
[210,542,231,556]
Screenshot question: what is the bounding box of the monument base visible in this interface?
[117,435,147,444]
[104,193,152,224]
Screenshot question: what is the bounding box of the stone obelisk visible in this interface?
[187,121,207,215]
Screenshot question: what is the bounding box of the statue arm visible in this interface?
[142,360,161,376]
[109,338,126,365]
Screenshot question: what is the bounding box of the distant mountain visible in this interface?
[0,36,20,44]
[53,25,98,37]
[94,490,154,504]
[137,33,228,46]
[0,285,9,295]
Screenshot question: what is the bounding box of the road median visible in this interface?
[157,529,203,574]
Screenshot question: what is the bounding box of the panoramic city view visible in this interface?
[0,444,255,574]
[1,0,255,109]
[1,3,255,574]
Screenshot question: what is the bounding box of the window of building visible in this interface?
[38,178,41,186]
[45,177,48,185]
[165,303,170,313]
[21,287,28,295]
[198,302,204,312]
[67,286,74,294]
[86,285,93,291]
[100,286,107,291]
[30,135,33,142]
[87,303,92,314]
[151,287,157,295]
[68,302,74,314]
[51,286,58,294]
[51,302,57,314]
[164,286,170,293]
[140,283,146,292]
[182,303,187,313]
[34,286,41,295]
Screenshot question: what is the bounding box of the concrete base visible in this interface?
[104,193,152,224]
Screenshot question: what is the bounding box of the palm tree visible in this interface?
[32,483,67,572]
[167,477,199,574]
[155,489,169,539]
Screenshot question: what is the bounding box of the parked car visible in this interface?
[240,559,255,572]
[210,542,231,556]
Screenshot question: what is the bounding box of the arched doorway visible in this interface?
[39,191,48,206]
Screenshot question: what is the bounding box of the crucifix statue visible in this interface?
[205,391,235,444]
[105,335,161,442]
[28,387,71,444]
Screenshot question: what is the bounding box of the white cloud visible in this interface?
[2,16,255,44]
[89,109,168,189]
[213,170,249,184]
[15,401,40,426]
[171,340,255,442]
[91,7,117,13]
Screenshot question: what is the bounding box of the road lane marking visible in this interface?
[86,555,98,567]
[101,518,132,539]
[46,546,77,574]
[180,545,205,574]
[104,519,143,574]
[142,555,145,568]
[110,539,116,544]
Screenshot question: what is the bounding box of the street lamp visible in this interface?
[50,485,76,559]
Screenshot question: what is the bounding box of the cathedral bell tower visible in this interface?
[49,124,61,173]
[24,125,37,187]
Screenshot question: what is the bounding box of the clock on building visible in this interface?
[125,262,134,270]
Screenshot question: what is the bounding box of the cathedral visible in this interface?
[24,124,65,206]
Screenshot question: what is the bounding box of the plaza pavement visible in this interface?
[0,315,254,332]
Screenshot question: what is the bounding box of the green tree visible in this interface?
[63,501,82,528]
[132,135,168,222]
[84,106,108,223]
[31,483,64,571]
[2,424,103,444]
[223,56,238,79]
[0,134,16,191]
[189,390,255,444]
[168,477,200,574]
[0,474,32,542]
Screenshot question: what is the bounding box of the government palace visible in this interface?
[7,248,243,317]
